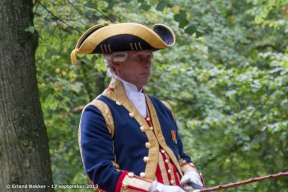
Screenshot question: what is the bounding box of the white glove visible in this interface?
[180,168,203,187]
[149,180,185,192]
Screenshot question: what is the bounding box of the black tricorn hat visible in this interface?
[71,22,175,64]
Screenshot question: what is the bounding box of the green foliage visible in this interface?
[33,0,288,191]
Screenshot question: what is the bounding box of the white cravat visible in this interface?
[114,75,147,117]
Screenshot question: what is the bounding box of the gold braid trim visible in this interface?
[161,100,175,120]
[121,174,152,191]
[89,99,115,137]
[103,78,159,181]
[146,96,183,177]
[78,99,120,174]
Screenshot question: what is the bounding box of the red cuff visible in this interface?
[116,171,129,192]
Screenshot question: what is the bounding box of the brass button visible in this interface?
[150,127,153,130]
[116,101,122,105]
[165,159,169,163]
[140,126,146,132]
[146,117,150,121]
[145,142,151,149]
[170,180,175,184]
[140,172,146,178]
[143,156,149,163]
[168,169,172,174]
[129,112,135,118]
[161,149,165,153]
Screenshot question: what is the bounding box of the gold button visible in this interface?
[168,169,172,174]
[145,142,151,149]
[128,172,134,178]
[150,127,153,130]
[146,117,150,121]
[165,159,169,163]
[143,156,149,163]
[129,112,135,118]
[116,101,122,105]
[161,149,165,153]
[140,126,146,132]
[140,172,146,178]
[170,180,175,184]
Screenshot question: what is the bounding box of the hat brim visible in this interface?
[71,22,175,64]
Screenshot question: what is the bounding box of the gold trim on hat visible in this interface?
[130,43,134,51]
[76,23,175,54]
[138,42,143,50]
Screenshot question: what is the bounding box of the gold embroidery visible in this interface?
[158,153,169,184]
[161,100,175,120]
[130,43,134,50]
[108,44,112,52]
[146,96,183,177]
[102,78,159,180]
[78,99,117,187]
[166,154,176,185]
[104,44,108,52]
[100,45,104,52]
[90,100,114,137]
[120,175,151,192]
[138,42,143,50]
[135,43,138,50]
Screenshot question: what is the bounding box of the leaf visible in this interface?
[45,48,57,59]
[149,0,157,5]
[156,1,167,11]
[24,26,35,34]
[184,25,197,35]
[107,1,119,10]
[196,30,203,38]
[140,3,151,11]
[174,10,189,28]
[84,3,98,10]
[50,102,58,110]
[121,0,131,3]
[171,5,180,14]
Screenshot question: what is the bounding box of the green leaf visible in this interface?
[107,1,119,10]
[84,3,98,10]
[149,0,157,5]
[195,30,203,38]
[140,3,151,11]
[121,0,131,3]
[50,102,58,110]
[174,10,189,28]
[45,48,57,59]
[184,25,197,35]
[24,26,35,34]
[156,1,167,11]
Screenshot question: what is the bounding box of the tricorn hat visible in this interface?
[71,22,175,64]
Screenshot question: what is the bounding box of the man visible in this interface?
[71,22,204,192]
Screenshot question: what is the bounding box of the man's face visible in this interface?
[113,50,153,90]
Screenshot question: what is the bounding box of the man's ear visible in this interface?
[112,61,121,70]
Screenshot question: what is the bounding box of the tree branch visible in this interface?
[35,0,82,34]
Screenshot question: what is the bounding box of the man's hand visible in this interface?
[180,168,203,188]
[149,181,185,192]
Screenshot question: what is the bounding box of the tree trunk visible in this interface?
[0,0,54,191]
